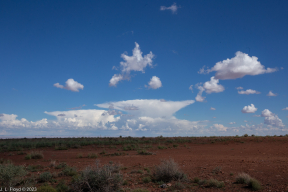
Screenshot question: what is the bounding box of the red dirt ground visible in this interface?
[1,136,288,191]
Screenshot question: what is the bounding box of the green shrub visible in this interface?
[77,153,83,158]
[248,178,261,191]
[158,146,167,149]
[206,179,225,188]
[236,172,252,184]
[0,163,27,187]
[38,172,52,182]
[87,153,97,158]
[174,182,185,189]
[99,150,106,155]
[144,167,150,173]
[37,185,57,192]
[153,158,186,182]
[56,180,69,192]
[0,158,12,164]
[26,151,44,159]
[212,166,221,174]
[193,177,200,183]
[55,144,68,150]
[243,134,249,137]
[70,161,122,192]
[137,149,152,155]
[142,177,151,183]
[173,144,178,148]
[122,180,128,185]
[236,173,261,191]
[55,162,67,169]
[26,165,44,172]
[62,166,77,176]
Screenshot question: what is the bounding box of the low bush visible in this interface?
[236,173,261,191]
[26,165,44,172]
[153,158,186,182]
[38,172,52,183]
[62,166,77,176]
[0,163,27,187]
[87,153,97,158]
[142,177,151,183]
[56,180,70,192]
[248,178,261,191]
[235,172,252,184]
[70,161,123,192]
[206,179,225,188]
[37,184,57,192]
[26,151,44,159]
[55,162,67,169]
[55,144,68,150]
[137,149,152,155]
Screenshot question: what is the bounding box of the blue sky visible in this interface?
[1,0,288,137]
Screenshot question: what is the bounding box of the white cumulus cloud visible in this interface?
[109,42,154,87]
[210,124,227,131]
[189,85,193,92]
[203,76,225,94]
[241,104,257,113]
[229,122,236,124]
[146,76,162,89]
[160,3,180,14]
[236,87,243,90]
[210,107,216,110]
[267,91,277,96]
[238,89,261,95]
[282,107,288,110]
[195,84,206,102]
[198,51,278,79]
[54,79,84,92]
[261,109,274,117]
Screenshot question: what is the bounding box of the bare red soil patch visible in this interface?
[1,136,288,191]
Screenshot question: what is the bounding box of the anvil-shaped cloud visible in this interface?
[96,99,195,118]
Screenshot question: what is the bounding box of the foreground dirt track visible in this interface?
[1,136,288,191]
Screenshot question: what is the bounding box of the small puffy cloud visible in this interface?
[261,109,274,117]
[109,74,124,87]
[260,109,285,128]
[282,107,288,110]
[229,122,236,124]
[241,104,257,113]
[195,84,206,102]
[238,89,260,95]
[210,107,216,110]
[264,115,284,127]
[109,42,154,86]
[244,120,248,122]
[203,76,225,94]
[211,124,227,131]
[198,51,278,80]
[146,76,162,89]
[57,114,66,116]
[267,91,277,96]
[160,3,180,14]
[236,87,243,90]
[54,79,84,92]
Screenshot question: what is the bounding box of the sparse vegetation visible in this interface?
[87,153,97,158]
[153,158,186,182]
[137,149,153,155]
[70,161,122,192]
[38,172,52,183]
[212,166,222,174]
[25,151,44,159]
[142,176,151,183]
[37,184,57,192]
[62,166,77,176]
[206,179,225,188]
[55,162,67,169]
[0,163,27,187]
[236,173,261,191]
